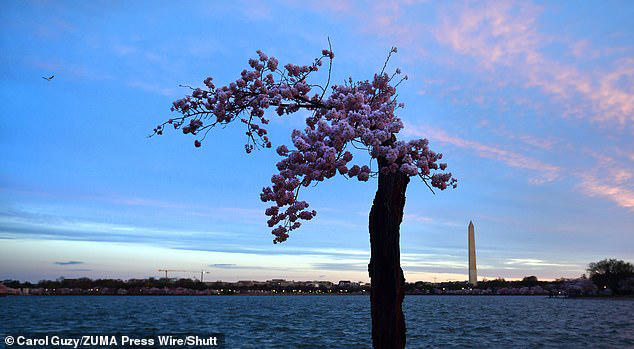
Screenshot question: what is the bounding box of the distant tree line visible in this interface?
[3,259,632,297]
[3,277,209,291]
[0,277,366,295]
[404,259,634,297]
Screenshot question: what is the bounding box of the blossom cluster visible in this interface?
[153,49,333,153]
[156,48,456,243]
[261,70,457,242]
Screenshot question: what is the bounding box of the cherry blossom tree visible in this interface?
[151,44,456,348]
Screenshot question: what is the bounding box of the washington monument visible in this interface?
[468,220,477,285]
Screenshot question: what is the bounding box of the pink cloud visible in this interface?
[299,1,633,126]
[580,175,634,209]
[516,134,554,150]
[318,0,353,13]
[435,2,542,69]
[578,152,634,210]
[491,125,556,150]
[404,124,560,183]
[433,1,634,126]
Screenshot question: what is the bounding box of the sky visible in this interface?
[1,0,633,283]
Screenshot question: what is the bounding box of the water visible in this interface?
[2,296,633,348]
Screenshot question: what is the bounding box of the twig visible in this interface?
[320,37,333,101]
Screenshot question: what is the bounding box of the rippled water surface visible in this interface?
[2,295,633,348]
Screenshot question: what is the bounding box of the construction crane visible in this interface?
[158,269,187,279]
[158,269,210,282]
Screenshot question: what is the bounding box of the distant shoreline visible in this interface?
[3,274,631,298]
[3,293,633,299]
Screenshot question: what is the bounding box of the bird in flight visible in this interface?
[42,75,55,81]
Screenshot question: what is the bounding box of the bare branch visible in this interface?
[320,37,334,101]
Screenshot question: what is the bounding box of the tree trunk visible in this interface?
[368,157,409,349]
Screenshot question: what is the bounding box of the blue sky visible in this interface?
[1,1,632,283]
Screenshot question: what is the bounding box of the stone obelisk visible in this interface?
[468,220,477,285]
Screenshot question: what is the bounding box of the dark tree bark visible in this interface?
[368,157,410,349]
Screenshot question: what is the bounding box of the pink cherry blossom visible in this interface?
[152,46,457,243]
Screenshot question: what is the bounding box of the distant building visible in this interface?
[237,280,255,287]
[468,221,477,285]
[316,281,333,288]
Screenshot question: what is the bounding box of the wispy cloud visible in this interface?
[403,214,433,223]
[8,190,267,226]
[405,124,560,183]
[504,258,577,268]
[328,0,633,127]
[403,214,462,227]
[491,126,557,151]
[209,263,237,268]
[112,44,164,63]
[434,1,634,126]
[577,153,634,210]
[0,210,233,248]
[580,174,634,210]
[54,261,83,266]
[0,209,371,259]
[127,80,176,97]
[312,262,367,271]
[206,263,275,271]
